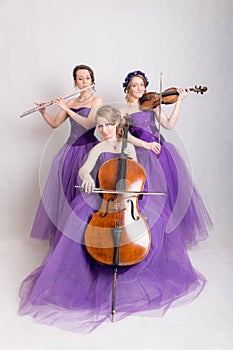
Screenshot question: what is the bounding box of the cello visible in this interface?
[84,122,151,320]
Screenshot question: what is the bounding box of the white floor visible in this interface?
[0,225,232,350]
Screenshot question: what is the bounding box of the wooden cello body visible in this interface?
[84,123,151,318]
[84,157,151,267]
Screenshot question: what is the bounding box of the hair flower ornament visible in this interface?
[122,70,149,89]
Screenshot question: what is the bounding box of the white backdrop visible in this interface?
[0,1,233,349]
[0,0,232,247]
[0,0,233,240]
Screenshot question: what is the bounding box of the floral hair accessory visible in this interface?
[122,70,149,89]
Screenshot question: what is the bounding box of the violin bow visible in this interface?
[157,72,162,159]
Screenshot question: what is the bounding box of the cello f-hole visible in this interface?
[127,199,140,221]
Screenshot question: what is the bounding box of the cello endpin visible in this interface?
[111,311,115,322]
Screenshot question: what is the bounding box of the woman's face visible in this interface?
[74,69,93,90]
[96,116,117,141]
[128,76,146,99]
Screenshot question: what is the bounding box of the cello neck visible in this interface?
[117,123,129,190]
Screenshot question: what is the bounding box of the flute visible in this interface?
[19,84,95,118]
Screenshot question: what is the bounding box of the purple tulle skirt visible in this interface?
[128,112,213,246]
[19,144,211,333]
[30,108,98,245]
[19,226,206,333]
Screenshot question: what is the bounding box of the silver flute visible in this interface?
[20,84,95,118]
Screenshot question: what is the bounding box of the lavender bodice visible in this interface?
[66,107,96,145]
[129,110,164,143]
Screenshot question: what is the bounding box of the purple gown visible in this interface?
[19,148,208,333]
[128,110,213,246]
[30,107,98,245]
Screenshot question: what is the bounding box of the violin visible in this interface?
[84,123,151,319]
[139,85,208,110]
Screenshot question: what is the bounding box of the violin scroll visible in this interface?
[192,85,208,94]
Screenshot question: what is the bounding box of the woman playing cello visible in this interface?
[19,105,207,333]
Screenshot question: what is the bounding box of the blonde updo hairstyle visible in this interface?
[96,105,124,139]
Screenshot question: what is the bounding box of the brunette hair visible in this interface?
[72,64,95,83]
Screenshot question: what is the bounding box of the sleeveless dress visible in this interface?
[19,152,207,333]
[30,107,98,246]
[128,110,213,246]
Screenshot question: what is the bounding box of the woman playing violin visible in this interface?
[121,70,213,244]
[122,71,189,154]
[19,105,209,333]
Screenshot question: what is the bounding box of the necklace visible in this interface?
[77,94,93,103]
[106,140,117,150]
